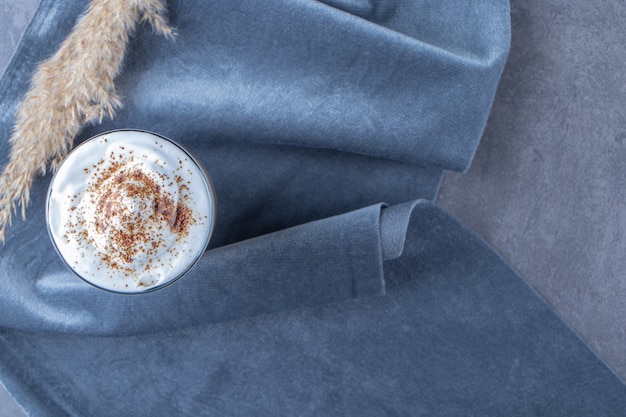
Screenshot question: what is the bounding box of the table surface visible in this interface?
[1,0,624,415]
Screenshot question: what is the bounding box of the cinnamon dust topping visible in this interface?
[85,162,194,272]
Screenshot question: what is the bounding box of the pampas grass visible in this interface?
[0,0,174,242]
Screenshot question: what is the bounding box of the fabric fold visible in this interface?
[109,0,510,172]
[1,203,386,335]
[1,0,511,174]
[2,199,626,416]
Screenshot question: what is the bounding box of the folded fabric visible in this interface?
[2,200,626,416]
[1,0,625,416]
[0,0,509,335]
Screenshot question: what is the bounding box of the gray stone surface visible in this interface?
[0,383,26,417]
[438,0,626,381]
[0,0,625,415]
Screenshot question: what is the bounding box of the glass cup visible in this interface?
[46,129,216,294]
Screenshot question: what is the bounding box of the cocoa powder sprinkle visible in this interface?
[83,161,195,272]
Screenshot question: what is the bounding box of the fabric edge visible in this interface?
[0,0,51,103]
[393,199,626,387]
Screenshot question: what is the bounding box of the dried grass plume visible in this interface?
[0,0,175,242]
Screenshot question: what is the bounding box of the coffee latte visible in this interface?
[46,130,216,293]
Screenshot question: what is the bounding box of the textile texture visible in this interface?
[0,0,625,416]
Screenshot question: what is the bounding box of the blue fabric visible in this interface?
[1,0,625,415]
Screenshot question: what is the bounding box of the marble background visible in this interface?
[1,0,625,415]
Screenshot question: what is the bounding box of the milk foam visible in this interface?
[47,130,215,293]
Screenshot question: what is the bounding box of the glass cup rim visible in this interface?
[45,129,217,295]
